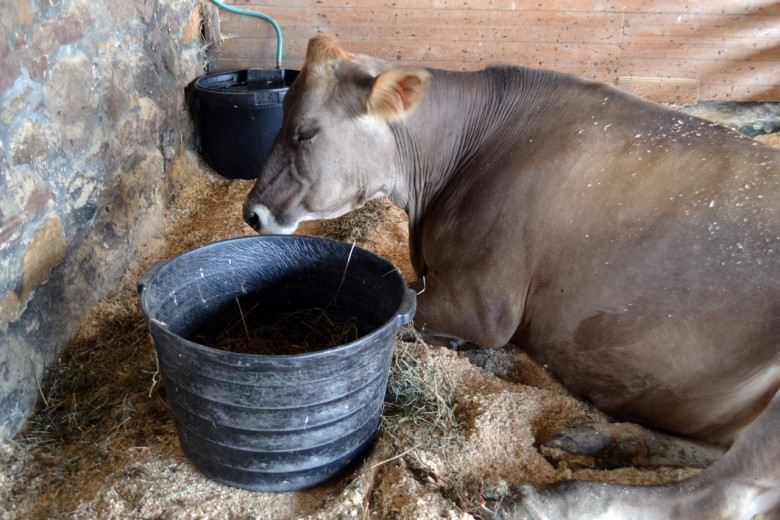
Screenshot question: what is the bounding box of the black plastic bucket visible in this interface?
[193,68,299,179]
[137,235,415,491]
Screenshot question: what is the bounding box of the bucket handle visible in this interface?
[395,288,417,326]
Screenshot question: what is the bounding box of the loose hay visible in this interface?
[381,327,464,452]
[21,310,162,451]
[1,285,173,518]
[318,198,392,245]
[190,299,361,356]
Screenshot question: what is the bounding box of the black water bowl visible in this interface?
[137,235,415,492]
[193,68,299,179]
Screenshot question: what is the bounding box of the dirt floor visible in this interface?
[2,131,779,519]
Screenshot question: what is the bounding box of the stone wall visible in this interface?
[0,0,207,442]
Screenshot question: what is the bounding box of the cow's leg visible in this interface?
[544,422,725,469]
[484,390,780,520]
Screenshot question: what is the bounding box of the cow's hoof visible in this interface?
[476,484,544,520]
[545,424,612,457]
[477,502,530,520]
[477,484,547,520]
[544,422,724,468]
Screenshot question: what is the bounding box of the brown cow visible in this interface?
[243,34,780,518]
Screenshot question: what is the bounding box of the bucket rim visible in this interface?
[139,235,416,362]
[193,68,298,94]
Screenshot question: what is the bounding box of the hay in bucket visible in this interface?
[189,297,361,356]
[186,240,365,356]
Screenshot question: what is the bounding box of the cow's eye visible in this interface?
[295,127,319,144]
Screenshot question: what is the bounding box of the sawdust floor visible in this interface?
[4,131,780,519]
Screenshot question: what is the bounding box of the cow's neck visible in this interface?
[388,66,551,273]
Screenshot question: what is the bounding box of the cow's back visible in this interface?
[512,75,780,443]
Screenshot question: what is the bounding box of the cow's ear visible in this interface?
[306,33,348,63]
[367,68,431,121]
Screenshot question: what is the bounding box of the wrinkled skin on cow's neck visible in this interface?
[387,66,554,277]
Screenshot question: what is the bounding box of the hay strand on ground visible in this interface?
[318,198,392,245]
[381,327,464,451]
[22,311,160,450]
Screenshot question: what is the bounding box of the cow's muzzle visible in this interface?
[242,201,299,235]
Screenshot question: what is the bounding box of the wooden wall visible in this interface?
[205,0,780,104]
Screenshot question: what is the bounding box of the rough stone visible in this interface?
[0,3,13,29]
[44,51,95,155]
[0,290,23,332]
[134,0,156,25]
[102,0,136,29]
[11,120,52,165]
[0,85,32,126]
[0,216,22,249]
[181,7,201,44]
[97,138,120,179]
[3,170,31,218]
[0,31,20,93]
[0,215,66,333]
[3,166,49,219]
[66,176,97,214]
[23,184,56,220]
[33,3,95,56]
[102,50,137,121]
[19,52,48,82]
[0,336,40,443]
[20,216,67,305]
[0,152,8,202]
[136,97,164,144]
[14,0,34,25]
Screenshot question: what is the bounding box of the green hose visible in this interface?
[209,0,283,69]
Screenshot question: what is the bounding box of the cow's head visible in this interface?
[243,33,431,234]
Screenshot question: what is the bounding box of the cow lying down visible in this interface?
[243,34,780,519]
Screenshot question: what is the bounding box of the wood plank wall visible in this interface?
[205,0,780,103]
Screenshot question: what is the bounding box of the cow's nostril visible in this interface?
[244,208,260,229]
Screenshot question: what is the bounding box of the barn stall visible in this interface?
[1,0,779,517]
